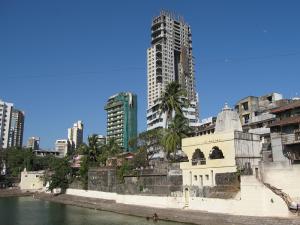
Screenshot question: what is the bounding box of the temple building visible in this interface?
[180,104,261,189]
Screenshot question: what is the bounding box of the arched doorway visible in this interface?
[184,187,189,207]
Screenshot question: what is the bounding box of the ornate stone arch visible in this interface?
[192,148,206,165]
[209,146,224,159]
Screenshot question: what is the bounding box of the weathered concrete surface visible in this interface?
[0,189,32,197]
[34,193,300,225]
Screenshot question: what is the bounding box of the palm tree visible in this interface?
[159,81,188,128]
[106,138,122,156]
[162,114,191,160]
[87,134,99,162]
[98,138,122,165]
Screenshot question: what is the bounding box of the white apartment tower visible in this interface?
[0,100,13,149]
[147,11,199,130]
[68,121,84,149]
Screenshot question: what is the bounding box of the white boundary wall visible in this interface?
[261,162,300,201]
[66,176,292,217]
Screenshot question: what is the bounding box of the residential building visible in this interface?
[96,134,106,146]
[234,93,283,126]
[146,10,199,130]
[8,109,25,148]
[180,104,261,188]
[68,121,84,150]
[235,93,293,162]
[104,92,137,151]
[55,139,70,157]
[27,137,40,150]
[269,100,300,163]
[194,117,217,136]
[0,99,13,149]
[0,99,25,149]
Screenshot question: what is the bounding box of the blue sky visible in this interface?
[1,0,300,149]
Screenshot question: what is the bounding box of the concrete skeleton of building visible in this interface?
[0,99,25,149]
[146,10,199,130]
[105,92,137,151]
[68,120,84,150]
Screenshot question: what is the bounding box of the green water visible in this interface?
[0,197,188,225]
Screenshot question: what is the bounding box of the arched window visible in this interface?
[209,146,224,159]
[192,148,206,165]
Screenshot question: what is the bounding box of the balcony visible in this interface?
[248,127,270,135]
[281,133,300,145]
[249,113,275,124]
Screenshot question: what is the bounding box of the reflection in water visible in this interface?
[0,197,188,225]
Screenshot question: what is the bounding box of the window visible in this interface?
[191,148,206,165]
[205,175,209,180]
[243,114,250,124]
[242,102,249,111]
[295,129,300,141]
[194,175,197,181]
[209,146,225,159]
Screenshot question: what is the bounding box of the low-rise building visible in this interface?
[235,93,283,126]
[269,100,300,163]
[106,152,135,167]
[194,117,217,136]
[20,169,44,191]
[33,149,60,157]
[180,104,261,189]
[235,93,292,162]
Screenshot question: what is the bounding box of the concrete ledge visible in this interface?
[34,193,300,225]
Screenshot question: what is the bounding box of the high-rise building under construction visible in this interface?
[147,11,199,130]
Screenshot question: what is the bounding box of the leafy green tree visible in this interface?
[75,143,89,155]
[159,81,188,128]
[48,157,71,193]
[33,155,57,171]
[131,147,148,168]
[6,148,29,177]
[129,129,164,162]
[79,156,89,190]
[116,161,133,183]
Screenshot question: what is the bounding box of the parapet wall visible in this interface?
[260,162,300,201]
[88,163,183,196]
[66,175,292,217]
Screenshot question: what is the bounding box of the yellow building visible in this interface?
[180,104,261,189]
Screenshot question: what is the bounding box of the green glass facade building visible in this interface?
[104,92,137,151]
